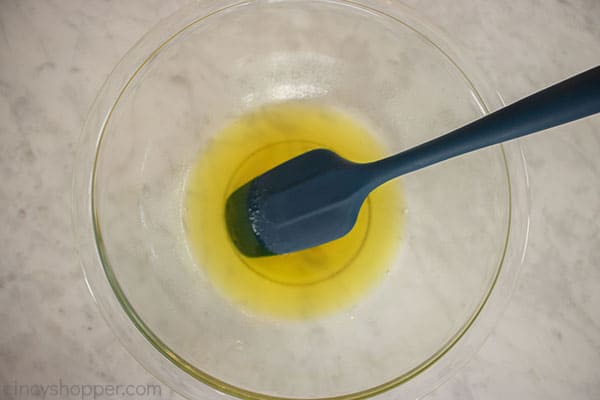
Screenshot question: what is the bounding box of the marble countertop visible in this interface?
[1,1,598,399]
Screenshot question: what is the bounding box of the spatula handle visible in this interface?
[367,65,600,185]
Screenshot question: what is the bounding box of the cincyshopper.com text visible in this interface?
[2,380,162,399]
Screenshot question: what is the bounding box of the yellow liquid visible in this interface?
[184,102,404,319]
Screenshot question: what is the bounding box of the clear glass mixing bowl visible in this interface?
[73,1,529,399]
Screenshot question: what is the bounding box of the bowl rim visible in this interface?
[72,1,530,399]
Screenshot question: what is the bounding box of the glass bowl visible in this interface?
[73,1,529,399]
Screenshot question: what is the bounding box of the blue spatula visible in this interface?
[226,66,600,257]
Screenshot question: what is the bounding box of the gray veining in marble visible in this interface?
[0,1,598,399]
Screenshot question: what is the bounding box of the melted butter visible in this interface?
[184,102,404,319]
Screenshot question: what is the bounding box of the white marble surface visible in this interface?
[0,1,598,399]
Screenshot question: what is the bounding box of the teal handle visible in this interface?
[366,65,600,185]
